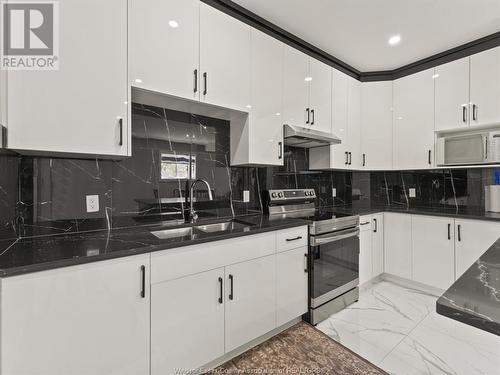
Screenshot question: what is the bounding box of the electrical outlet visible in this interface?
[409,188,416,198]
[243,190,250,203]
[86,195,99,213]
[332,188,337,198]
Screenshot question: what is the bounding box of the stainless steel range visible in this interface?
[264,188,360,325]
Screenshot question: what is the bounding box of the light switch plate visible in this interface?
[86,195,99,213]
[243,190,250,203]
[409,188,416,198]
[332,188,337,198]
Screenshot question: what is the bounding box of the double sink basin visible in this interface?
[151,219,254,240]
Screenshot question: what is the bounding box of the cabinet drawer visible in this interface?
[151,232,276,284]
[276,226,308,252]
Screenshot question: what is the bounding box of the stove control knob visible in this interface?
[278,192,284,198]
[305,191,310,196]
[271,192,277,198]
[310,190,315,196]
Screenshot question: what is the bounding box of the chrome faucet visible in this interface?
[188,179,213,222]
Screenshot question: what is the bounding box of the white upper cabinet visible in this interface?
[200,3,251,112]
[237,29,283,166]
[308,59,332,133]
[470,46,500,127]
[348,77,362,169]
[130,0,200,101]
[434,57,470,131]
[309,70,360,170]
[6,0,129,157]
[361,81,393,170]
[411,215,455,290]
[330,69,350,169]
[393,68,435,170]
[1,255,150,375]
[283,46,311,127]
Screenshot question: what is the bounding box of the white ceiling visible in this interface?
[232,0,500,71]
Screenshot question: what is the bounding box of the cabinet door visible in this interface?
[412,215,454,290]
[361,81,393,170]
[470,47,500,126]
[1,255,150,375]
[393,69,435,170]
[6,0,129,157]
[130,0,200,101]
[276,247,308,326]
[247,29,284,166]
[384,213,412,279]
[225,255,276,352]
[372,213,384,277]
[283,46,310,127]
[348,77,362,168]
[308,59,332,133]
[359,218,373,285]
[331,69,350,169]
[434,58,470,131]
[151,268,225,375]
[455,219,500,278]
[200,3,251,111]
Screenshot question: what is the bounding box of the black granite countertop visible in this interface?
[436,237,500,336]
[0,215,309,278]
[331,205,500,222]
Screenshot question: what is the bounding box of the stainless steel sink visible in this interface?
[151,219,254,238]
[194,220,251,233]
[151,227,193,239]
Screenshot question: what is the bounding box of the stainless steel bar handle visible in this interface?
[462,106,467,123]
[473,104,478,121]
[311,228,360,246]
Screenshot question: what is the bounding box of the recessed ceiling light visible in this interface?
[275,112,281,116]
[246,104,252,109]
[168,20,179,28]
[432,73,440,79]
[388,35,401,46]
[304,76,313,82]
[134,78,143,84]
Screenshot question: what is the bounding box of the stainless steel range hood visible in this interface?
[283,124,341,148]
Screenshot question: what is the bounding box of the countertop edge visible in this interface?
[0,219,310,278]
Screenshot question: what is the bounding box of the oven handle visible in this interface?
[311,228,360,246]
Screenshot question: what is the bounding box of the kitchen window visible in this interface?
[160,153,195,180]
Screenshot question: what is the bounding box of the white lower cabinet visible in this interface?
[150,227,307,373]
[225,255,276,352]
[151,268,225,375]
[372,213,385,277]
[455,219,500,278]
[359,222,373,285]
[276,247,308,326]
[411,215,455,290]
[0,255,150,375]
[384,213,412,279]
[359,214,385,285]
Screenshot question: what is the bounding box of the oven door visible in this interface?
[309,227,359,308]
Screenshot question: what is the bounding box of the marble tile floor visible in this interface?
[317,281,500,375]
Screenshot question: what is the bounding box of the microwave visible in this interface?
[436,130,500,166]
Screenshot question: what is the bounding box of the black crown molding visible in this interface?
[202,0,500,82]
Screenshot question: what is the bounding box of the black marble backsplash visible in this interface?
[0,102,498,240]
